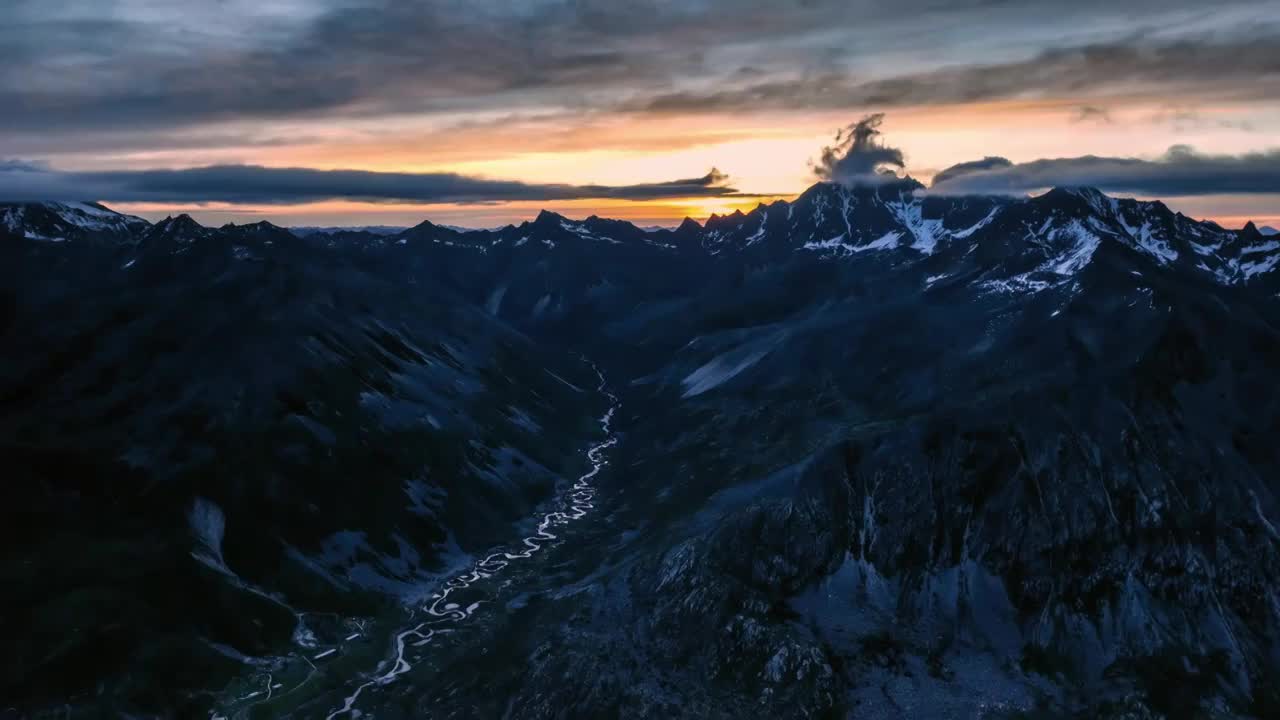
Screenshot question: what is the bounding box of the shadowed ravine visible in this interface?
[214,362,620,720]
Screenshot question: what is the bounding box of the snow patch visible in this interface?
[1241,252,1280,279]
[951,206,1002,240]
[1050,222,1101,275]
[681,348,769,398]
[1241,240,1280,255]
[485,285,507,315]
[801,230,901,257]
[744,213,768,246]
[981,220,1099,296]
[189,497,229,571]
[561,220,621,244]
[886,194,944,254]
[1115,212,1178,264]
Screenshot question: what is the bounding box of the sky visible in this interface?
[1,0,1278,228]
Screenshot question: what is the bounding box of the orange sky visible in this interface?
[102,100,1278,229]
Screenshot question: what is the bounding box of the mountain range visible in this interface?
[2,181,1279,719]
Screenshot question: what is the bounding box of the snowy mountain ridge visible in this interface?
[3,186,1277,294]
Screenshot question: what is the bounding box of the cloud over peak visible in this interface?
[812,114,906,185]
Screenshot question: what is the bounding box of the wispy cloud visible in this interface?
[1149,107,1258,133]
[629,36,1280,114]
[2,1,1276,136]
[1071,105,1113,124]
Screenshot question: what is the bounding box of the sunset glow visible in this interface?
[3,1,1277,228]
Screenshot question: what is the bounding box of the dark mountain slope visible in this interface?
[348,186,1280,719]
[0,210,608,714]
[437,198,1280,719]
[1,185,1278,718]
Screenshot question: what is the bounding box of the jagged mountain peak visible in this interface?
[407,217,440,232]
[786,177,926,215]
[143,214,213,248]
[676,217,703,234]
[396,218,466,243]
[892,174,928,192]
[494,210,654,249]
[1029,186,1112,213]
[1058,185,1108,200]
[219,220,301,252]
[533,209,568,226]
[221,219,285,232]
[156,213,203,229]
[582,215,633,229]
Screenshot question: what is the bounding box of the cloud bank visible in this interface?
[6,138,1278,208]
[930,146,1280,196]
[0,163,740,205]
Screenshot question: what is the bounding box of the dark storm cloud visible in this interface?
[929,146,1280,196]
[1,1,1277,135]
[811,114,906,185]
[0,163,739,204]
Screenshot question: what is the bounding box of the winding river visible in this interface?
[315,362,619,718]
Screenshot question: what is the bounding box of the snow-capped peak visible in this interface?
[1,200,150,242]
